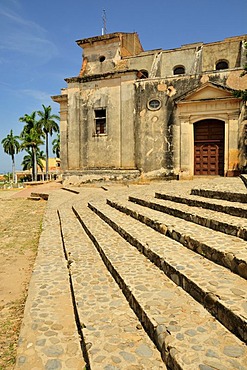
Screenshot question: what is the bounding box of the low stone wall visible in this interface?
[62,169,178,186]
[62,169,141,186]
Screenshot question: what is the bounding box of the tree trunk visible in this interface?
[45,134,49,181]
[33,147,37,181]
[12,154,16,184]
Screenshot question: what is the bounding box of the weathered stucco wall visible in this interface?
[64,73,136,171]
[134,76,201,174]
[54,92,68,172]
[82,40,121,76]
[202,37,243,71]
[67,84,81,170]
[134,81,168,173]
[83,82,121,168]
[127,53,158,76]
[119,76,136,168]
[77,33,143,77]
[161,47,202,76]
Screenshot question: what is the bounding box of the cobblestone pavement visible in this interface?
[15,177,247,369]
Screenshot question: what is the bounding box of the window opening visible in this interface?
[94,108,106,134]
[99,55,106,62]
[137,70,149,79]
[148,99,161,110]
[216,60,229,70]
[173,66,185,75]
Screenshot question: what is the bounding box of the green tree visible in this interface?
[52,134,60,158]
[19,112,40,135]
[19,112,44,181]
[1,130,20,183]
[37,105,59,180]
[22,149,45,173]
[3,173,12,182]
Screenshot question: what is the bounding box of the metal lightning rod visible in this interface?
[102,9,107,35]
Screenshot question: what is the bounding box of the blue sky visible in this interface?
[0,0,246,173]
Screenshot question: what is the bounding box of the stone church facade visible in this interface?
[52,32,247,184]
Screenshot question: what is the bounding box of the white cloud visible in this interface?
[0,8,41,30]
[1,31,58,60]
[20,89,53,103]
[1,0,21,10]
[0,80,12,87]
[0,4,58,63]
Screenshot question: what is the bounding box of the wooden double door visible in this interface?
[194,120,225,176]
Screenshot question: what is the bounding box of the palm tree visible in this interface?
[19,112,39,135]
[1,130,20,183]
[22,149,45,173]
[52,134,60,158]
[21,128,44,181]
[19,112,44,181]
[37,105,59,180]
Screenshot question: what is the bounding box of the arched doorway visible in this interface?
[194,119,225,176]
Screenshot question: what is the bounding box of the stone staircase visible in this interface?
[70,182,247,368]
[15,179,247,369]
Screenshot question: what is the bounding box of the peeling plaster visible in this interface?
[140,109,146,117]
[167,85,176,97]
[157,83,167,91]
[200,75,209,84]
[227,71,247,90]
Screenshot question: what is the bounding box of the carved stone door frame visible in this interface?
[176,83,240,178]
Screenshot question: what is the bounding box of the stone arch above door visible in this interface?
[194,119,225,176]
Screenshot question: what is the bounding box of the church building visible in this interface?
[52,32,247,184]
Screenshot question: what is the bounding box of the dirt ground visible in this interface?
[0,182,61,370]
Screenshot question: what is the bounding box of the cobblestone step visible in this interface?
[27,196,41,201]
[58,205,165,369]
[155,192,247,218]
[87,199,247,344]
[30,192,49,200]
[190,188,247,203]
[107,197,247,280]
[73,202,247,370]
[129,195,247,240]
